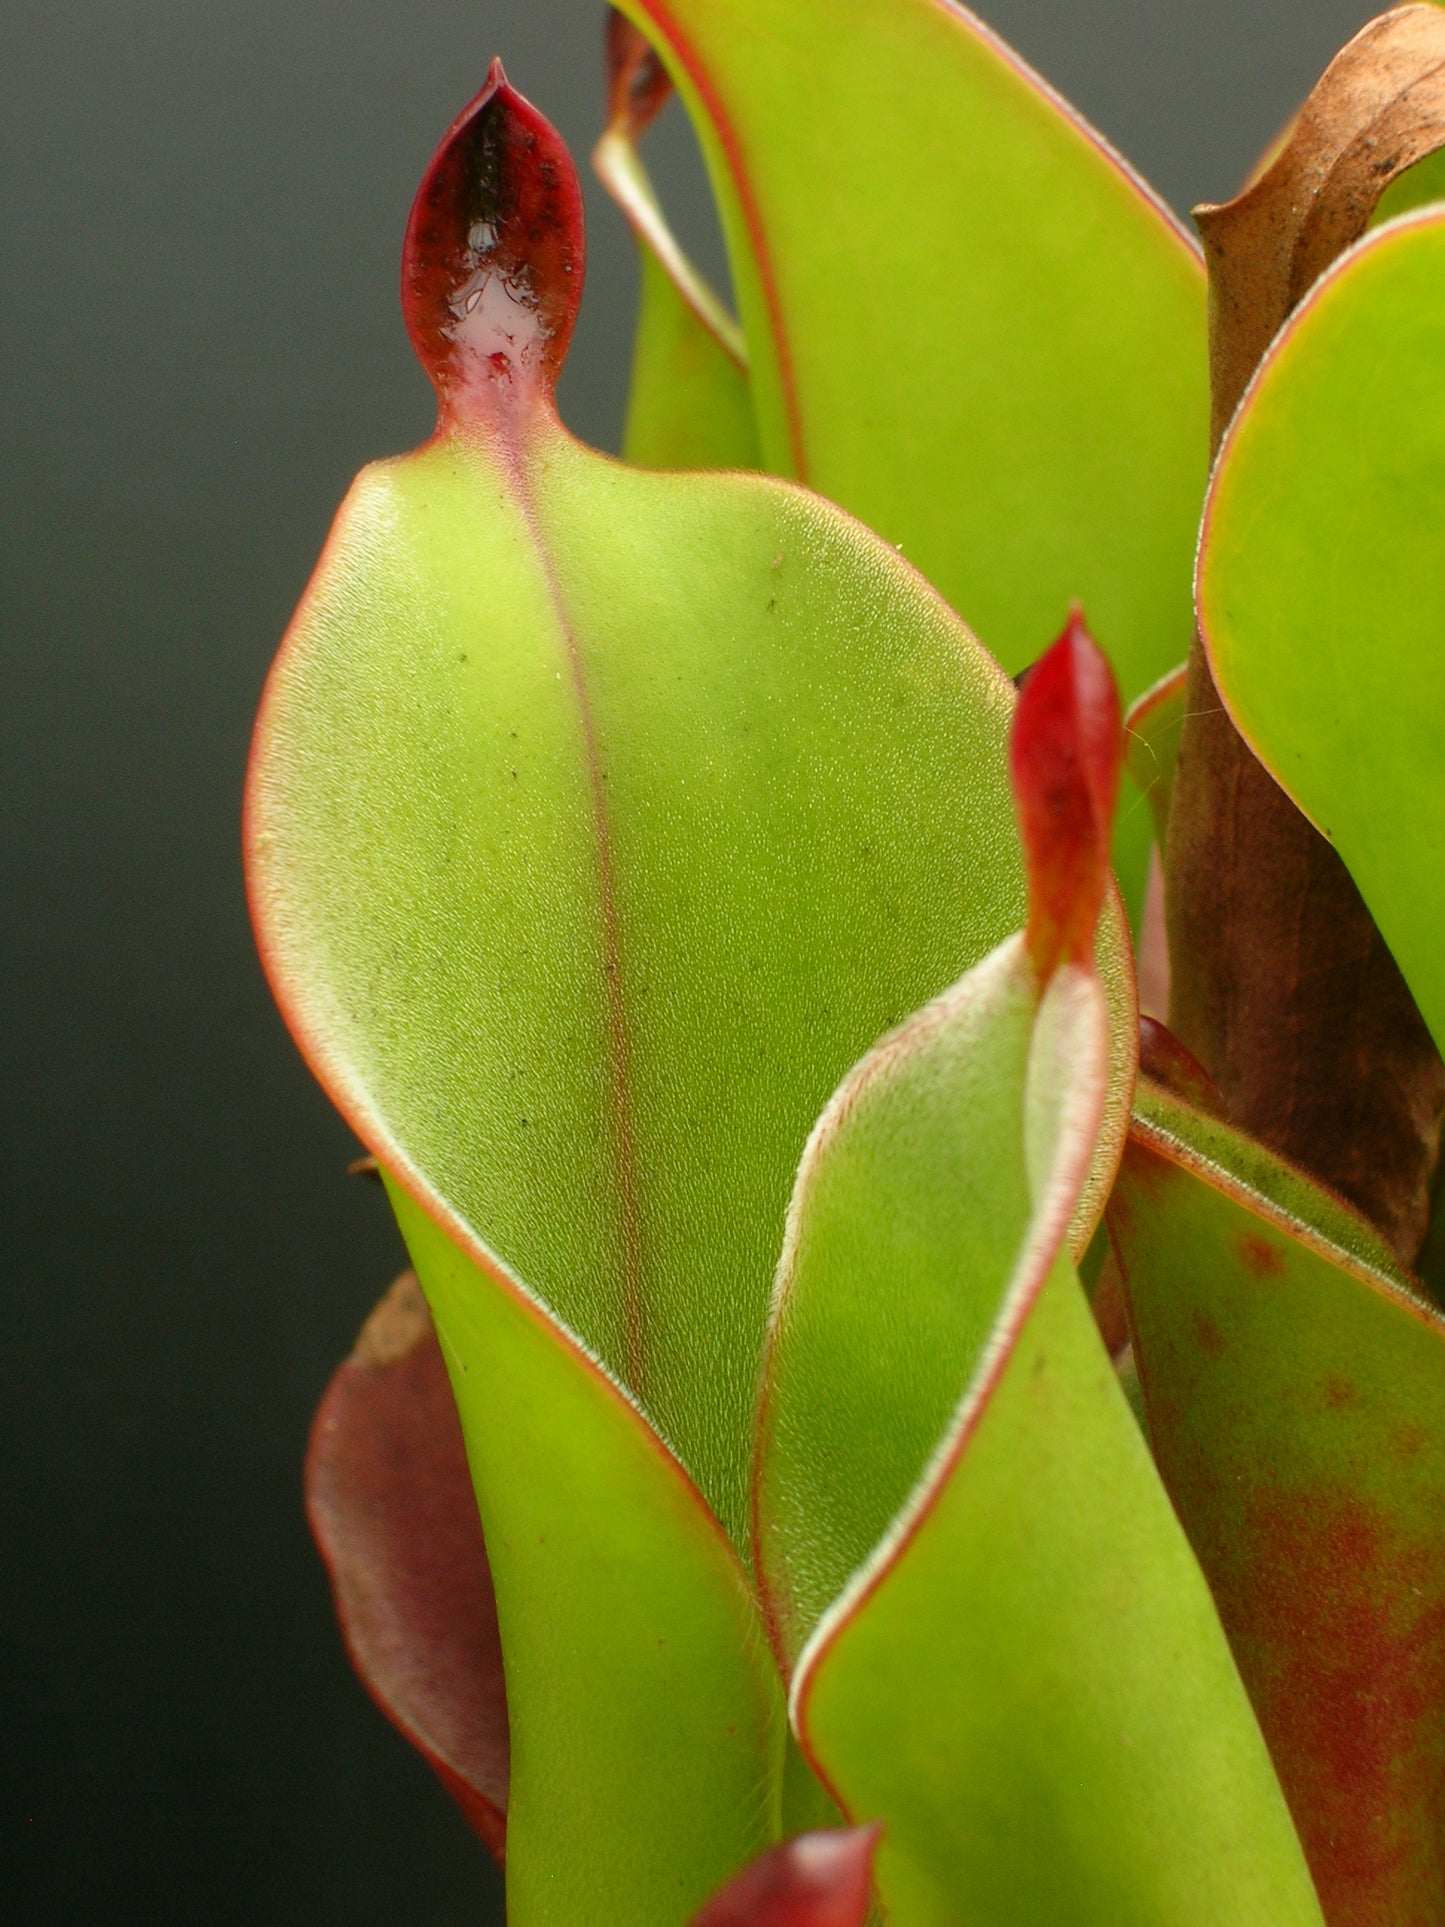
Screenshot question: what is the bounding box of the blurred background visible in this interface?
[0,1,1388,1918]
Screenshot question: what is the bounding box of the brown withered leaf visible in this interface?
[306,1271,509,1860]
[1200,2,1445,447]
[1167,7,1445,1264]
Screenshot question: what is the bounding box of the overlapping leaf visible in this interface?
[1166,6,1445,1262]
[1110,1073,1445,1922]
[753,625,1318,1924]
[609,0,1208,917]
[593,13,758,470]
[1122,662,1187,850]
[246,64,1136,1920]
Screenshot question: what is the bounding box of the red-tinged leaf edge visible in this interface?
[617,0,1202,482]
[593,10,748,368]
[788,952,1111,1739]
[605,7,673,144]
[1010,609,1122,980]
[1111,1081,1445,1916]
[402,60,585,429]
[1139,1013,1225,1117]
[689,1826,880,1927]
[306,1270,510,1862]
[246,66,759,1679]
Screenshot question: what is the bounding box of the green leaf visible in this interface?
[753,627,1316,1923]
[622,244,760,468]
[246,68,1136,1914]
[1372,142,1445,225]
[1109,1075,1445,1923]
[1197,208,1445,1057]
[594,13,760,471]
[611,4,1207,688]
[758,948,1317,1922]
[392,1187,785,1922]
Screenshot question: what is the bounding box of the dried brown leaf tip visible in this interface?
[1198,3,1445,446]
[402,60,585,428]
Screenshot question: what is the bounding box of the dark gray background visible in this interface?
[0,1,1383,1918]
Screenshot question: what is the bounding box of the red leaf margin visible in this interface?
[305,1270,510,1862]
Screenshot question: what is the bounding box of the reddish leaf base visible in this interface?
[1009,610,1121,982]
[306,1271,509,1861]
[690,1827,880,1926]
[1211,1488,1445,1924]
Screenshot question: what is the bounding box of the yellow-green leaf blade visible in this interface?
[616,0,1208,704]
[393,1186,785,1924]
[1197,209,1445,1056]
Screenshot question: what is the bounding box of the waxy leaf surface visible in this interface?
[306,1270,509,1860]
[754,630,1313,1923]
[247,67,1132,1918]
[1109,1076,1445,1924]
[614,0,1208,913]
[757,943,1316,1923]
[1197,208,1445,1062]
[595,13,759,471]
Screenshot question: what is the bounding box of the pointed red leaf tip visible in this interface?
[306,1271,509,1862]
[605,7,674,139]
[689,1826,880,1927]
[1009,608,1122,980]
[1138,1013,1226,1117]
[402,59,584,428]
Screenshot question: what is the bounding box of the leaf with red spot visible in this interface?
[246,64,1137,1919]
[750,640,1319,1922]
[689,1827,878,1926]
[1108,1073,1445,1921]
[305,1271,508,1861]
